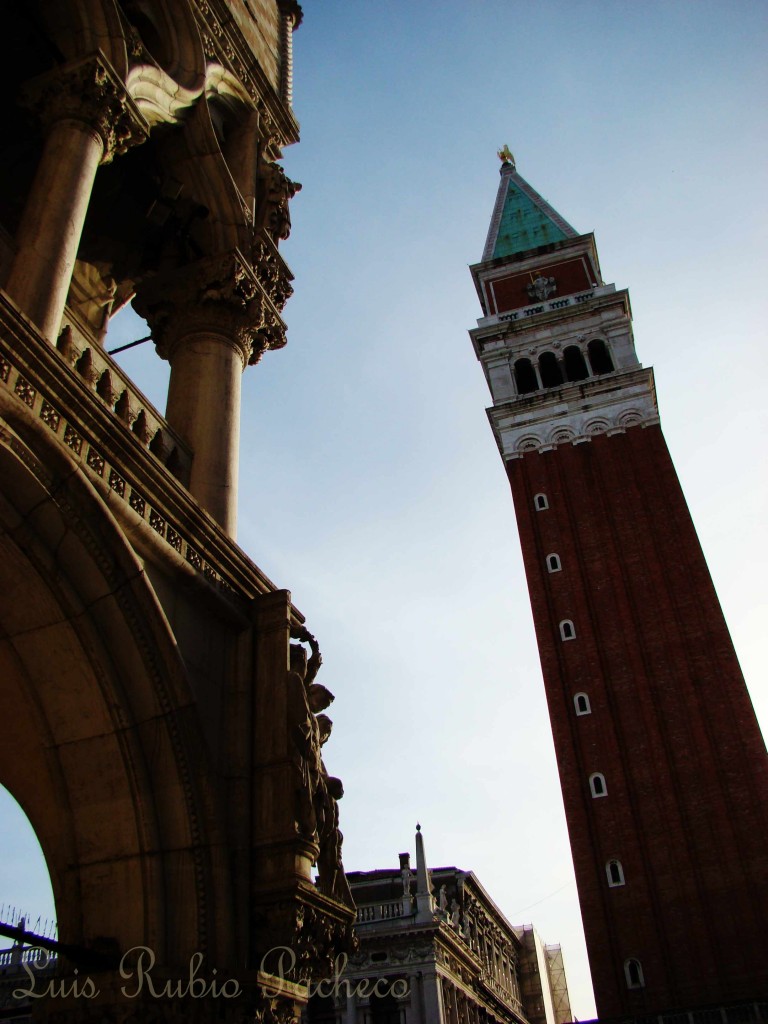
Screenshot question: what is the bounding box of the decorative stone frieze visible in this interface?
[18,54,149,165]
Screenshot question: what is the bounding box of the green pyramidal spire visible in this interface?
[483,150,577,260]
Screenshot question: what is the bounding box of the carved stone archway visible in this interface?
[0,409,223,957]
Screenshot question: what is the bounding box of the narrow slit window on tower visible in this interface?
[534,493,548,511]
[538,351,564,388]
[589,772,607,797]
[587,338,615,375]
[546,553,562,573]
[624,958,645,989]
[563,345,589,382]
[574,692,591,716]
[606,859,625,887]
[514,357,538,394]
[559,619,575,641]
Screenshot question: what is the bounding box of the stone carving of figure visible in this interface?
[316,714,333,746]
[288,625,353,908]
[260,161,302,242]
[402,865,413,896]
[438,885,448,913]
[316,775,354,907]
[287,641,319,840]
[307,683,334,714]
[450,900,460,928]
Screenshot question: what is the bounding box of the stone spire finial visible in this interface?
[414,822,435,922]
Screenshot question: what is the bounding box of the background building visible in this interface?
[468,154,768,1017]
[306,827,571,1024]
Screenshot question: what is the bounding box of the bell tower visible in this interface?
[469,152,768,1016]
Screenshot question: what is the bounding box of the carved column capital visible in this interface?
[251,230,295,311]
[253,888,356,987]
[134,250,287,369]
[18,53,149,164]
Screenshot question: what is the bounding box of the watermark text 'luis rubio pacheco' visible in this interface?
[13,946,409,1002]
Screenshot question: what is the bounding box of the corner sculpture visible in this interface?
[289,627,355,910]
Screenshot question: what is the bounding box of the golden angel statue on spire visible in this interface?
[497,144,515,166]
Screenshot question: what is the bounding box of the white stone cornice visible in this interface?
[488,367,659,460]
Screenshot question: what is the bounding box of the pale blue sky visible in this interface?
[3,2,767,1016]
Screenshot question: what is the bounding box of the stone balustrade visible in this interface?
[0,945,54,967]
[355,899,408,924]
[57,318,192,482]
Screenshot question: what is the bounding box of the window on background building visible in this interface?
[546,553,561,573]
[624,958,645,989]
[306,995,337,1024]
[589,772,607,797]
[534,493,548,510]
[559,619,576,640]
[574,692,591,715]
[606,859,625,886]
[370,990,403,1024]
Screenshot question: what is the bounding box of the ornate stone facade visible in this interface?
[0,4,355,1023]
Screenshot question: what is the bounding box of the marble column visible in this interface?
[135,250,283,537]
[165,328,245,534]
[420,971,444,1024]
[6,54,147,341]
